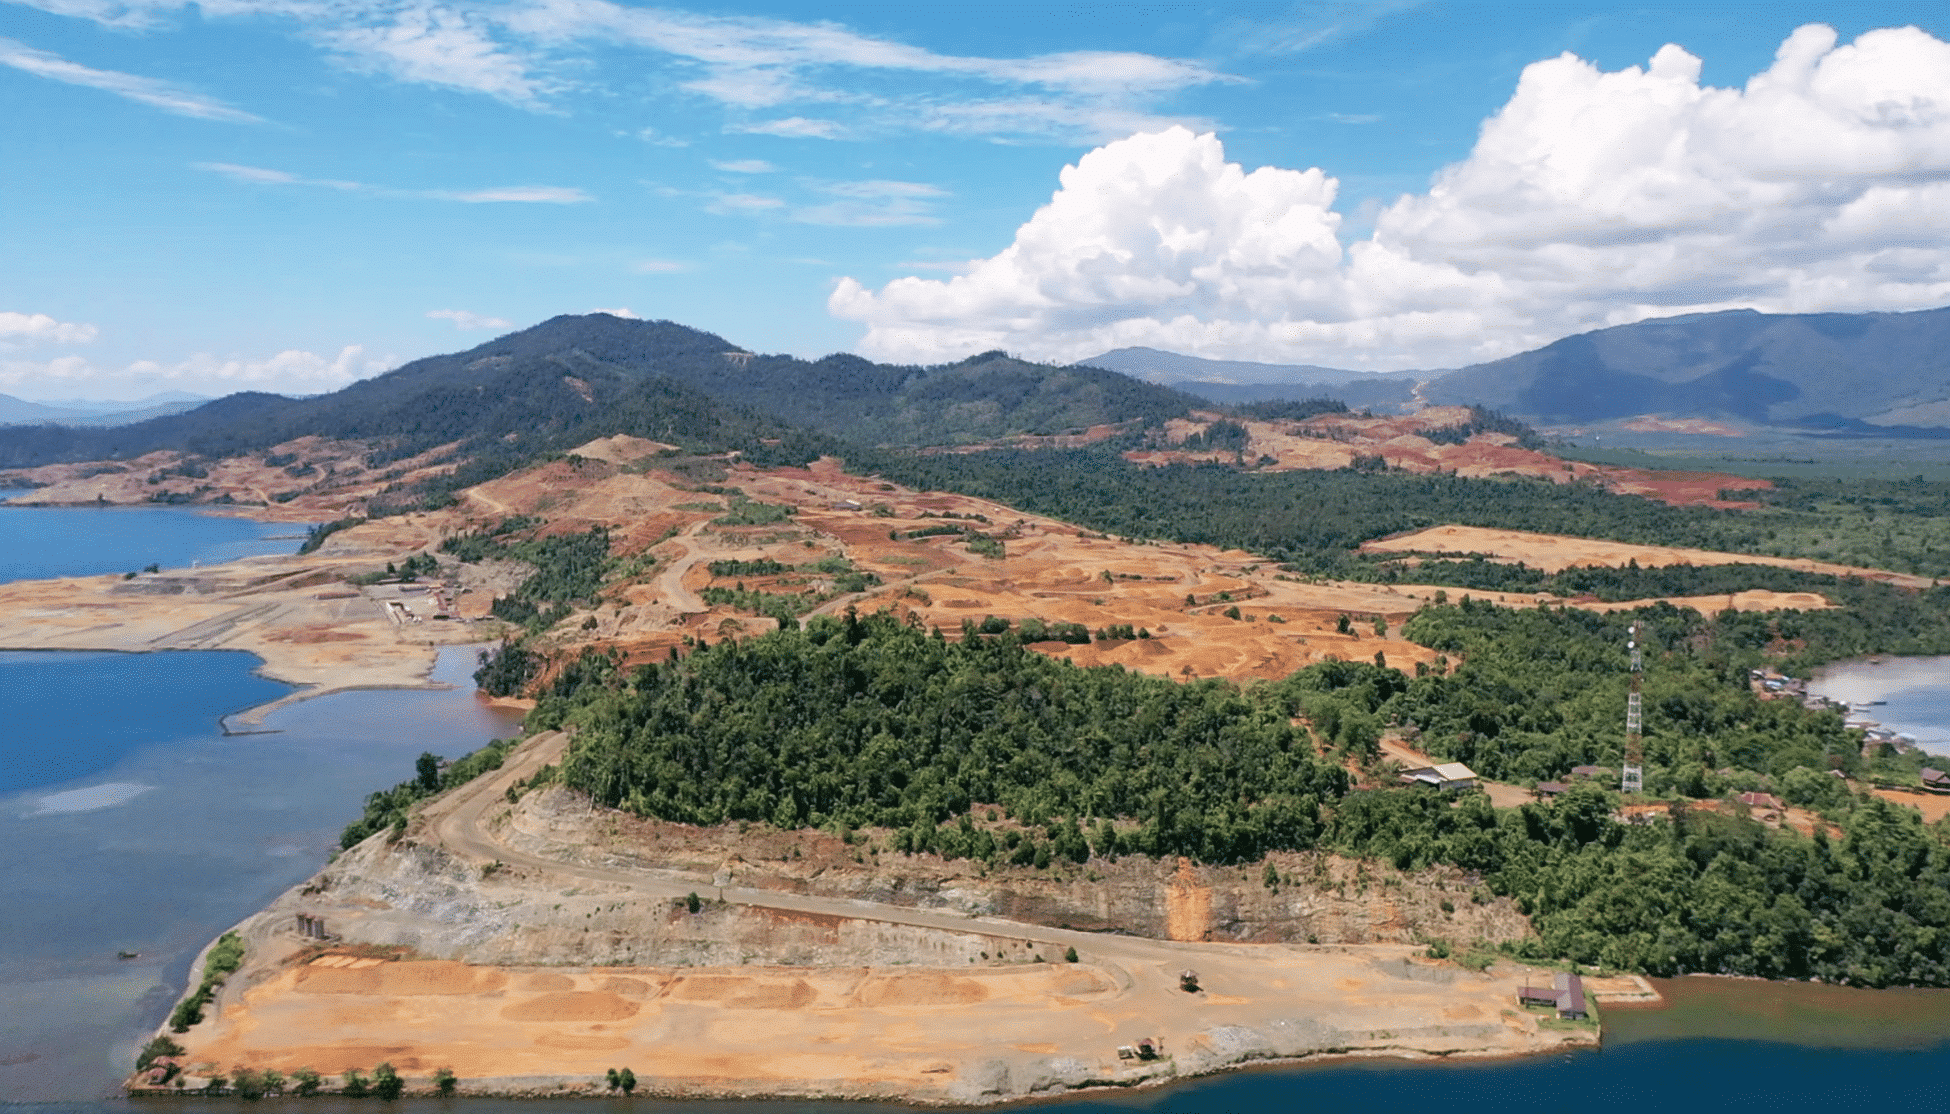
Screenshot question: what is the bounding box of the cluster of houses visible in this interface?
[1752,670,1946,786]
[1751,670,1928,760]
[1750,668,1811,703]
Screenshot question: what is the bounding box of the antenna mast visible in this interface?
[1623,621,1644,794]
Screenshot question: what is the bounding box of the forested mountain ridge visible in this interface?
[0,314,1206,471]
[1424,305,1950,428]
[0,318,823,473]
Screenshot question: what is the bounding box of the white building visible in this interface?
[1400,762,1479,791]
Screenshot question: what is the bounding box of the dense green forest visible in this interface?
[517,606,1950,986]
[540,612,1346,864]
[849,445,1950,579]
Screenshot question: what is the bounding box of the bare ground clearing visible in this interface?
[1362,525,1933,588]
[164,731,1590,1103]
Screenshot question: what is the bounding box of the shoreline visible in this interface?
[1808,654,1950,756]
[125,1039,1600,1107]
[217,679,458,733]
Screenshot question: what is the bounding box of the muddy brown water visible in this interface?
[1605,975,1950,1049]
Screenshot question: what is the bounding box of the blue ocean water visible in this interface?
[1810,655,1950,757]
[0,650,289,793]
[0,646,524,1102]
[0,491,303,583]
[0,500,523,1102]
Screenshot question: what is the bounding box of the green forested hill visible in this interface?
[0,314,1202,471]
[539,612,1345,863]
[0,324,827,475]
[516,607,1950,986]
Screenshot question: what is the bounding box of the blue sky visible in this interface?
[3,1,1948,398]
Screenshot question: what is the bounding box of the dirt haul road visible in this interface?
[173,730,1600,1104]
[647,522,711,614]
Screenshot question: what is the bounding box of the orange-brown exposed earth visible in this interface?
[1127,409,1770,509]
[1361,524,1934,588]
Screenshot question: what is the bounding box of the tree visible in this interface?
[230,1068,266,1100]
[372,1062,403,1100]
[686,891,702,914]
[415,752,442,793]
[1064,946,1079,963]
[434,1068,457,1096]
[1337,613,1352,634]
[136,1035,184,1072]
[291,1068,322,1097]
[1374,615,1388,637]
[618,1067,637,1094]
[341,1069,368,1098]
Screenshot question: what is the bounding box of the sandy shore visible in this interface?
[0,555,479,717]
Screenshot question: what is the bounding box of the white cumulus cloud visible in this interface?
[426,309,512,330]
[0,345,390,397]
[0,311,98,346]
[833,24,1950,369]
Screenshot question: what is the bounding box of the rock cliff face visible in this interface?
[483,787,1530,956]
[276,831,1047,969]
[265,784,1527,970]
[161,761,1586,1108]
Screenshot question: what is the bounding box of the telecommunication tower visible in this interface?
[1622,621,1644,794]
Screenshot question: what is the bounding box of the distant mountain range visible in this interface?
[5,305,1946,479]
[1090,306,1950,432]
[0,315,1199,472]
[0,391,210,428]
[1421,306,1950,431]
[1081,347,1422,411]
